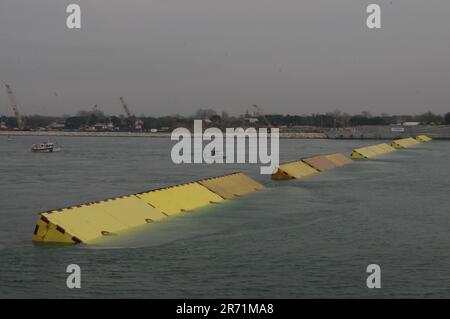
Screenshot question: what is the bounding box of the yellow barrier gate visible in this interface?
[377,143,397,153]
[32,172,263,244]
[136,182,224,215]
[416,135,432,142]
[33,216,79,244]
[272,153,351,179]
[302,153,351,171]
[391,137,421,149]
[198,172,264,199]
[351,143,396,159]
[32,195,168,243]
[325,153,353,166]
[271,160,319,180]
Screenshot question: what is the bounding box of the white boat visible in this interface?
[31,141,61,153]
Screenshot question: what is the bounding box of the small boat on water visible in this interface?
[31,141,61,153]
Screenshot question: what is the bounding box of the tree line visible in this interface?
[1,109,450,130]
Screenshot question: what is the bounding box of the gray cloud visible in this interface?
[1,0,449,116]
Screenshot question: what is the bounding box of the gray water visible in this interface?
[0,136,449,298]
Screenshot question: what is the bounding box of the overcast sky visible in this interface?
[1,0,449,117]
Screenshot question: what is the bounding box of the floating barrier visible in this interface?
[377,143,397,153]
[325,153,353,167]
[271,160,319,180]
[351,143,396,159]
[136,182,224,215]
[302,153,352,172]
[33,195,168,244]
[391,137,421,149]
[32,172,263,244]
[272,153,351,179]
[415,135,432,142]
[198,172,264,199]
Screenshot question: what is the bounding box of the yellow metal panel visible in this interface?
[39,222,77,243]
[352,143,396,159]
[32,216,77,244]
[391,137,420,149]
[377,143,396,152]
[44,208,112,242]
[271,168,294,180]
[351,147,376,158]
[351,150,367,159]
[33,195,168,243]
[325,153,352,166]
[136,182,224,215]
[302,156,336,171]
[416,135,432,142]
[198,172,264,199]
[271,161,319,180]
[303,154,351,171]
[32,173,270,244]
[98,195,167,225]
[74,205,126,234]
[367,145,385,155]
[391,141,403,149]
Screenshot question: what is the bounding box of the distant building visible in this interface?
[245,118,259,124]
[105,122,115,130]
[93,123,106,131]
[48,122,66,130]
[391,126,405,132]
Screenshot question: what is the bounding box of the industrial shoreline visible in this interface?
[0,130,327,139]
[2,129,450,139]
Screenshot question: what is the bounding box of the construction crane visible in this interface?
[119,97,143,131]
[252,104,274,129]
[4,84,25,130]
[119,97,132,119]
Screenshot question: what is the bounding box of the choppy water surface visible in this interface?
[0,136,449,298]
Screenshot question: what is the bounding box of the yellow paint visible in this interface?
[367,145,386,155]
[416,135,432,142]
[32,172,271,244]
[271,160,319,180]
[32,195,167,243]
[351,143,396,159]
[198,172,264,199]
[302,153,350,171]
[32,216,77,244]
[41,209,104,242]
[136,182,224,215]
[350,150,367,159]
[391,137,421,149]
[97,195,167,225]
[272,153,350,179]
[302,156,336,171]
[377,143,396,152]
[351,147,377,158]
[325,153,352,166]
